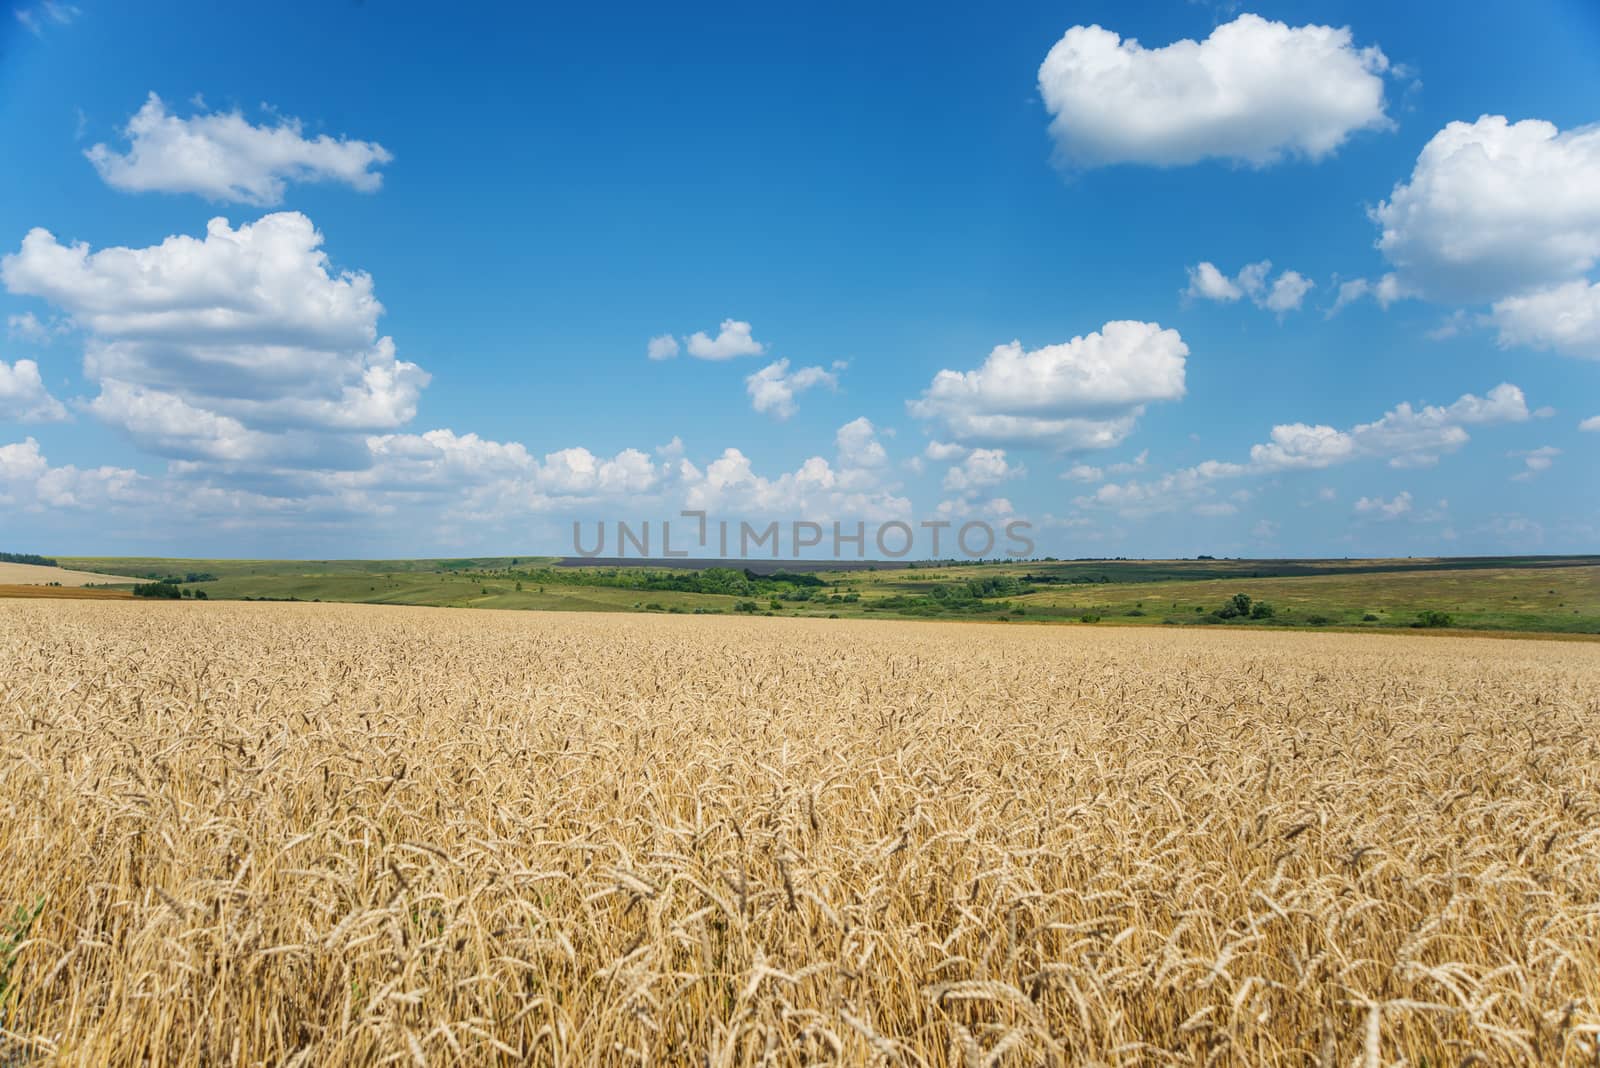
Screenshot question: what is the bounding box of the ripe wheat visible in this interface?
[1,601,1597,1065]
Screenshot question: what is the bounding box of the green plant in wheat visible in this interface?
[0,896,45,1023]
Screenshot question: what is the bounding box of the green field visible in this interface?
[47,553,1600,636]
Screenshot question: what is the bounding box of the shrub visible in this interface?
[1249,602,1274,619]
[1413,610,1453,628]
[1362,613,1379,622]
[1079,613,1101,623]
[132,582,183,600]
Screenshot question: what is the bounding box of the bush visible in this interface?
[1413,610,1453,628]
[1215,592,1254,619]
[734,601,760,613]
[132,582,183,600]
[1362,613,1379,622]
[1079,613,1101,623]
[1249,601,1275,619]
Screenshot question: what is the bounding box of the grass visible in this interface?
[1,601,1597,1064]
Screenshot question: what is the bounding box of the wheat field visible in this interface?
[1,601,1597,1066]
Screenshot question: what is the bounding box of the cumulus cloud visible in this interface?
[745,358,839,419]
[909,320,1186,448]
[1262,271,1315,314]
[0,437,144,512]
[684,318,765,360]
[0,359,68,423]
[836,417,888,469]
[646,334,680,360]
[1185,262,1243,302]
[2,212,428,464]
[1490,280,1600,360]
[1354,490,1412,519]
[1038,13,1392,169]
[0,437,49,483]
[679,447,909,523]
[1581,415,1600,433]
[1186,259,1315,314]
[943,448,1023,493]
[86,94,392,206]
[1372,116,1600,303]
[1251,382,1531,472]
[1080,384,1530,516]
[1509,446,1560,481]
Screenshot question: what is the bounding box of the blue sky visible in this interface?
[1,0,1597,558]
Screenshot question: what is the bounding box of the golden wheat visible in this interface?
[1,600,1597,1066]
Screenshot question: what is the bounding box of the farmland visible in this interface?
[50,553,1600,635]
[2,600,1598,1064]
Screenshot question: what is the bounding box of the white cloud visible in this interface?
[924,440,968,461]
[1509,446,1560,481]
[2,212,428,464]
[1062,463,1102,482]
[909,320,1186,447]
[1062,448,1145,483]
[1373,115,1600,303]
[1187,259,1314,314]
[1252,519,1279,539]
[684,318,765,360]
[836,417,888,469]
[943,448,1023,493]
[1038,13,1392,168]
[1251,383,1531,472]
[1327,273,1413,316]
[1354,490,1412,519]
[13,1,78,36]
[1081,384,1530,516]
[1248,423,1358,470]
[646,334,680,360]
[679,445,909,522]
[745,358,838,419]
[1581,415,1600,432]
[1184,262,1242,302]
[1490,280,1600,360]
[1263,270,1315,314]
[537,446,658,495]
[0,437,49,483]
[7,312,51,342]
[86,94,392,206]
[0,436,145,512]
[0,359,68,423]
